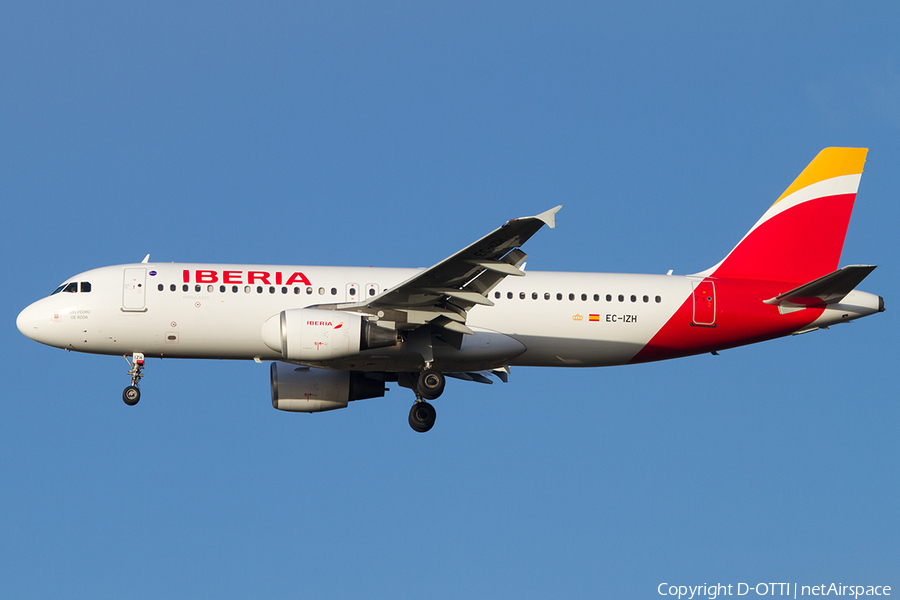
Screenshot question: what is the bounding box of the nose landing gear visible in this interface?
[123,352,144,406]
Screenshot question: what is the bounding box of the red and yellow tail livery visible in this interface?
[705,147,867,284]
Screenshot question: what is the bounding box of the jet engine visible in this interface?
[270,362,386,412]
[262,308,397,361]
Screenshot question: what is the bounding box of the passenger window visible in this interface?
[170,284,176,292]
[269,286,276,294]
[307,287,313,295]
[330,287,337,295]
[293,287,300,294]
[507,292,513,299]
[183,284,189,292]
[655,296,662,303]
[631,295,636,302]
[606,294,612,302]
[63,282,78,293]
[643,295,649,303]
[219,285,226,293]
[544,292,550,300]
[519,292,526,299]
[349,288,356,296]
[568,293,575,301]
[556,293,562,300]
[593,294,599,301]
[81,282,91,293]
[318,287,325,295]
[158,284,164,291]
[233,286,239,293]
[581,293,587,301]
[368,288,375,296]
[257,286,263,293]
[618,294,624,302]
[532,292,538,300]
[245,286,251,293]
[195,285,201,292]
[282,287,288,294]
[495,292,501,299]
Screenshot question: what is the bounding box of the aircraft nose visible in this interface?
[17,302,41,341]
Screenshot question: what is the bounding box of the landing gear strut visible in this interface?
[123,352,144,406]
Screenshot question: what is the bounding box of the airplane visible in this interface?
[17,147,884,432]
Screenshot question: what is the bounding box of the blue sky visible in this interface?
[2,2,898,597]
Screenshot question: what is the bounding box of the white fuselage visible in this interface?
[17,262,882,373]
[17,263,693,368]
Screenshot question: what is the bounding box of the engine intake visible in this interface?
[270,362,386,412]
[262,308,397,361]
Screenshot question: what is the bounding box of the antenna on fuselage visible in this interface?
[141,254,150,263]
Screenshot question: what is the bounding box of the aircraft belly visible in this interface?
[507,336,645,367]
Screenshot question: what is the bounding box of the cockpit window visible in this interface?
[63,282,78,293]
[51,284,66,295]
[80,282,91,293]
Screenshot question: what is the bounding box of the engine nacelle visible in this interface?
[270,362,386,412]
[262,308,397,361]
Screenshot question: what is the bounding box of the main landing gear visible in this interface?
[123,352,145,406]
[406,367,445,433]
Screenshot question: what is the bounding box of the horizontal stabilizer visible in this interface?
[763,265,877,307]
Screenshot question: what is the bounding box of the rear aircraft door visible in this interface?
[691,280,716,326]
[123,268,147,311]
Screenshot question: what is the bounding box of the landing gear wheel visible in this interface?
[123,386,141,406]
[416,368,445,400]
[408,401,436,433]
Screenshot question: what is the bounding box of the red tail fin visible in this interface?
[701,148,867,284]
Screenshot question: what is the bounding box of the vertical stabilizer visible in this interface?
[701,147,867,284]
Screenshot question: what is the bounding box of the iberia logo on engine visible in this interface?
[306,321,344,329]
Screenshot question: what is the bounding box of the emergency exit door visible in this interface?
[691,280,716,326]
[123,268,147,311]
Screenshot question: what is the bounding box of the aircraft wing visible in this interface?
[314,205,561,335]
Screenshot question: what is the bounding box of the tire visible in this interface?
[408,401,436,433]
[123,386,141,406]
[416,369,445,400]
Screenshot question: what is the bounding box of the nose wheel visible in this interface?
[123,385,141,406]
[123,353,145,406]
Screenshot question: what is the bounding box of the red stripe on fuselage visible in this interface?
[630,278,825,364]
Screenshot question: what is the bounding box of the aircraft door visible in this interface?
[123,268,147,311]
[346,283,359,302]
[366,283,379,298]
[691,280,716,326]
